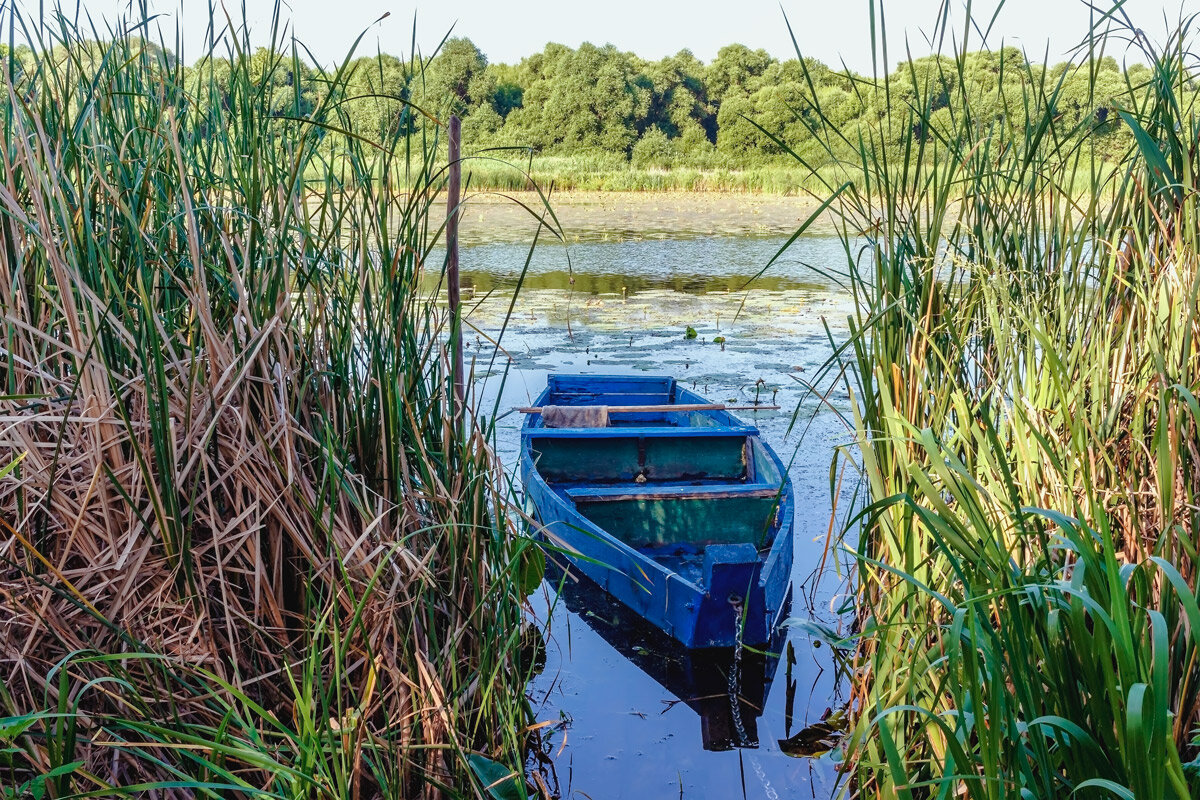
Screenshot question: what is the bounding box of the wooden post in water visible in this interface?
[446,114,465,412]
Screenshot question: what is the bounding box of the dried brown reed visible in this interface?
[0,6,544,799]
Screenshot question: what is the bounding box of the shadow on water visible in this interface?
[436,234,851,296]
[540,558,784,753]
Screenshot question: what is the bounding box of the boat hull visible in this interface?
[520,374,794,649]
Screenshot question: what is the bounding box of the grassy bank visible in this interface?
[452,153,840,194]
[793,3,1200,796]
[0,6,546,799]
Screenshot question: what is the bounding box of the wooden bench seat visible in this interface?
[566,483,782,503]
[527,425,758,438]
[528,429,755,483]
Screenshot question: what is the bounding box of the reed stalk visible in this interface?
[785,1,1200,795]
[0,4,548,798]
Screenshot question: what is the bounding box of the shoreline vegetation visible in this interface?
[453,161,833,195]
[0,5,548,799]
[796,3,1200,797]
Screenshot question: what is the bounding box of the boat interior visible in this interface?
[527,376,787,569]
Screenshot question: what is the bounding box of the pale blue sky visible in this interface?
[51,0,1193,68]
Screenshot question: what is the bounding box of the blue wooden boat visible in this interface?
[520,374,794,648]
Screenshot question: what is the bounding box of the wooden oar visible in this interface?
[515,402,780,413]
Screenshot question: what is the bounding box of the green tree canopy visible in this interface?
[43,33,1164,174]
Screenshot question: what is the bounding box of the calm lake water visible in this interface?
[463,223,860,800]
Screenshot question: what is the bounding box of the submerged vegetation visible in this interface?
[792,1,1200,795]
[0,5,547,798]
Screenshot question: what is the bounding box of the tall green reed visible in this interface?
[0,4,549,797]
[782,1,1200,795]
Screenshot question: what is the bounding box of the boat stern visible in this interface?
[689,544,769,648]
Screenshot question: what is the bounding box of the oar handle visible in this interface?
[515,403,780,413]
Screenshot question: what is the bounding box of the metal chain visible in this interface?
[730,597,780,800]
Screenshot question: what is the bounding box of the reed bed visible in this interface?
[446,154,843,195]
[788,2,1200,796]
[0,6,546,799]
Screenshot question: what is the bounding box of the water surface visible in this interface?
[467,226,859,800]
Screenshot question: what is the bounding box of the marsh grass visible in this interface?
[448,154,842,194]
[782,1,1200,795]
[0,5,551,798]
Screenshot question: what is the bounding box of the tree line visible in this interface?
[4,35,1186,173]
[403,37,1174,169]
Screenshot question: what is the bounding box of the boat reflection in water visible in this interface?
[544,558,787,752]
